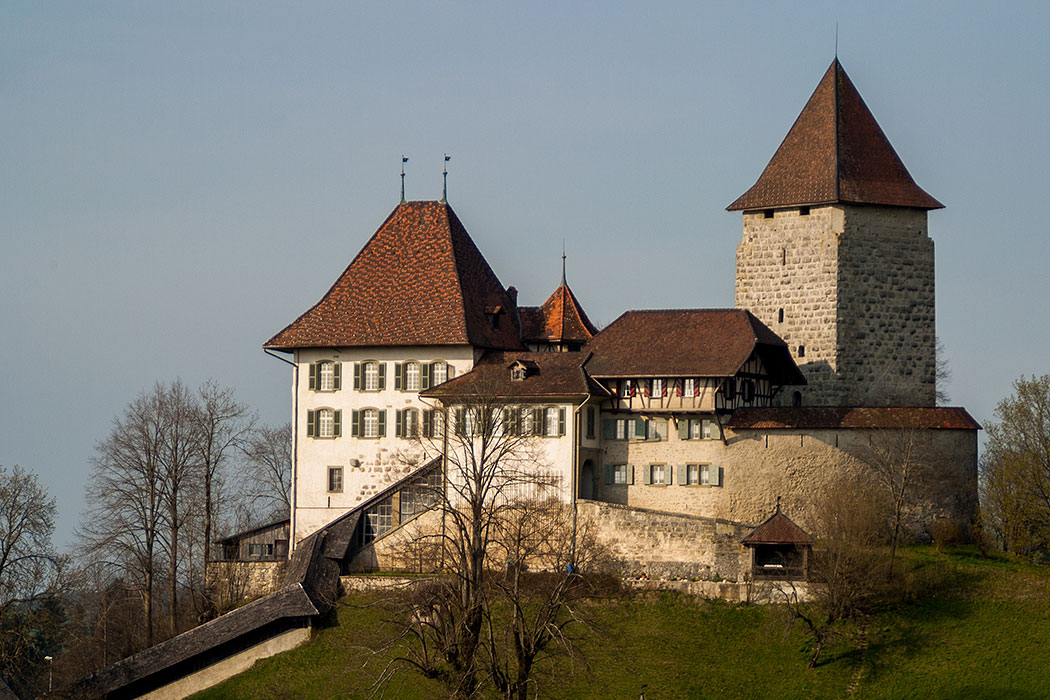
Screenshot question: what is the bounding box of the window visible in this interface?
[799,206,810,216]
[248,543,274,558]
[778,308,784,323]
[432,361,448,386]
[793,391,803,408]
[604,463,634,485]
[743,380,755,402]
[615,419,627,440]
[396,408,420,438]
[701,464,719,486]
[362,496,394,542]
[619,380,631,398]
[648,464,669,485]
[423,408,445,438]
[686,463,700,485]
[723,380,736,401]
[798,345,805,358]
[327,466,343,492]
[633,418,667,441]
[511,367,526,381]
[309,361,341,392]
[396,362,421,391]
[683,378,695,397]
[545,407,561,436]
[307,408,342,438]
[364,409,378,438]
[455,408,478,437]
[351,408,386,438]
[651,379,664,397]
[364,362,379,391]
[586,407,596,439]
[681,417,718,440]
[763,209,774,219]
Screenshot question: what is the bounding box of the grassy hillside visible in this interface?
[193,548,1050,700]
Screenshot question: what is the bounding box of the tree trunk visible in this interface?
[170,521,179,636]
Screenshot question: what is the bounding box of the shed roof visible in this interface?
[742,509,814,545]
[728,59,942,212]
[729,406,981,431]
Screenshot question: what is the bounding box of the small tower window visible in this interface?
[763,209,774,219]
[781,248,786,265]
[799,206,810,216]
[778,308,784,323]
[798,345,805,358]
[793,391,803,407]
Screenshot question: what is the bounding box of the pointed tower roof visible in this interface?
[728,59,943,211]
[519,282,599,346]
[264,201,523,350]
[742,506,814,546]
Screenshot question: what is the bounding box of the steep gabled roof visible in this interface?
[265,201,523,350]
[743,509,814,545]
[421,351,609,400]
[520,282,599,345]
[583,309,806,386]
[728,59,943,212]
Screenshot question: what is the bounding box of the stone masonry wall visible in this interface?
[838,206,936,406]
[599,424,978,538]
[735,204,936,407]
[736,206,843,406]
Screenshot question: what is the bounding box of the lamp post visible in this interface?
[44,655,52,694]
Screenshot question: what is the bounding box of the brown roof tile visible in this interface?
[728,59,943,212]
[421,351,609,400]
[265,201,524,350]
[729,406,981,431]
[743,510,814,545]
[520,282,598,344]
[583,309,806,385]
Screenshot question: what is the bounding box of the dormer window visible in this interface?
[511,367,526,381]
[486,305,505,330]
[509,359,538,382]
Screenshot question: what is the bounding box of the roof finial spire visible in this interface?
[400,156,408,203]
[835,22,839,59]
[561,240,566,286]
[776,495,782,513]
[441,154,451,202]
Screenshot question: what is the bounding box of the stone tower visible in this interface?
[730,60,942,408]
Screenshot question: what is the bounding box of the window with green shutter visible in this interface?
[353,363,362,390]
[394,363,404,391]
[307,410,317,437]
[377,410,386,437]
[333,410,342,437]
[558,408,566,436]
[309,363,319,391]
[351,410,361,437]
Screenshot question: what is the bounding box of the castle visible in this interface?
[261,59,979,581]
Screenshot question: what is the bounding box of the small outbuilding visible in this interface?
[742,504,814,580]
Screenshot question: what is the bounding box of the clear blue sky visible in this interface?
[3,2,1048,546]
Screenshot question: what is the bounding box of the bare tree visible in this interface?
[777,477,885,668]
[194,382,254,569]
[81,388,168,647]
[855,422,937,580]
[0,465,64,693]
[242,423,292,521]
[381,384,610,699]
[981,375,1050,556]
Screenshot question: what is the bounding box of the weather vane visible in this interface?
[400,155,409,203]
[442,154,451,202]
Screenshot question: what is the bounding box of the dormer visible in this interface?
[509,359,539,381]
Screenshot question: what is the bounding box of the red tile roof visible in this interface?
[728,59,943,212]
[743,510,814,545]
[421,351,609,400]
[583,309,806,386]
[265,201,524,350]
[729,406,981,431]
[520,283,598,344]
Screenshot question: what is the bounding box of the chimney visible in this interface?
[506,286,518,307]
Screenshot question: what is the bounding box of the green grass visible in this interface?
[192,548,1050,700]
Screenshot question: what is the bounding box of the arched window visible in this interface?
[405,362,421,391]
[363,408,379,438]
[363,362,379,391]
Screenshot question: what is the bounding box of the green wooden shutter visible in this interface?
[421,363,432,390]
[605,464,614,484]
[558,408,566,436]
[627,465,635,485]
[350,410,360,437]
[665,465,672,485]
[711,466,721,487]
[396,409,403,437]
[395,363,403,391]
[353,363,362,390]
[377,410,387,437]
[678,418,690,440]
[309,363,318,391]
[641,464,651,485]
[423,409,433,438]
[634,418,647,439]
[654,419,667,441]
[333,410,342,437]
[532,408,543,436]
[377,363,386,390]
[603,419,616,440]
[333,362,342,390]
[677,464,688,486]
[307,410,316,437]
[455,408,465,436]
